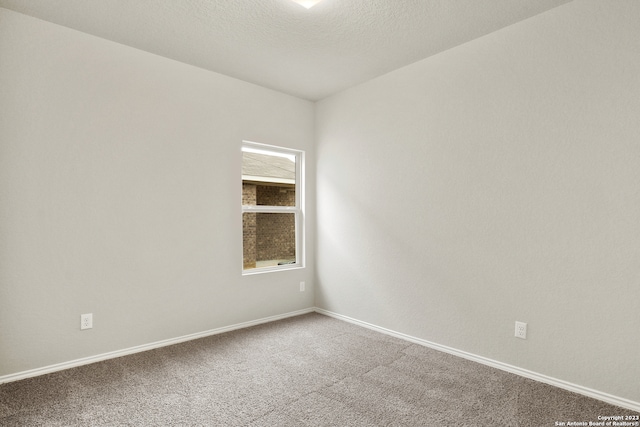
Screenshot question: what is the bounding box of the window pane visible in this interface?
[243,212,296,270]
[242,151,295,207]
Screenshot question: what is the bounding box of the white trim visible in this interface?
[314,308,640,413]
[241,264,303,275]
[0,308,315,386]
[242,205,298,212]
[4,306,635,412]
[241,175,295,186]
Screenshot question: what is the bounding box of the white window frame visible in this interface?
[241,141,304,275]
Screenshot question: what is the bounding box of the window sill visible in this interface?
[242,263,304,276]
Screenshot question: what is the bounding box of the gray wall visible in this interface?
[0,8,315,377]
[315,0,640,403]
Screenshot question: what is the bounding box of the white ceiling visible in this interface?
[0,0,571,101]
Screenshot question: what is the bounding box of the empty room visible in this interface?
[1,0,639,425]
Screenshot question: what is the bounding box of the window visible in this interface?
[242,141,304,273]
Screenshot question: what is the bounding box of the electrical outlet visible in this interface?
[300,281,305,292]
[515,321,527,339]
[81,313,93,330]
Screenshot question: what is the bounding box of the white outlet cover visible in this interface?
[515,321,527,339]
[81,313,93,330]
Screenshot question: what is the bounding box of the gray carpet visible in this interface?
[0,313,637,426]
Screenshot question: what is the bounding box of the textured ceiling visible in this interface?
[0,0,571,100]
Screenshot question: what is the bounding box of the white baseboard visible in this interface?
[314,307,640,413]
[0,307,315,386]
[2,306,637,413]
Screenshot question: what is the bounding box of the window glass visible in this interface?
[242,151,295,207]
[242,212,296,269]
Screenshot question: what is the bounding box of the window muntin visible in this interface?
[242,142,303,273]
